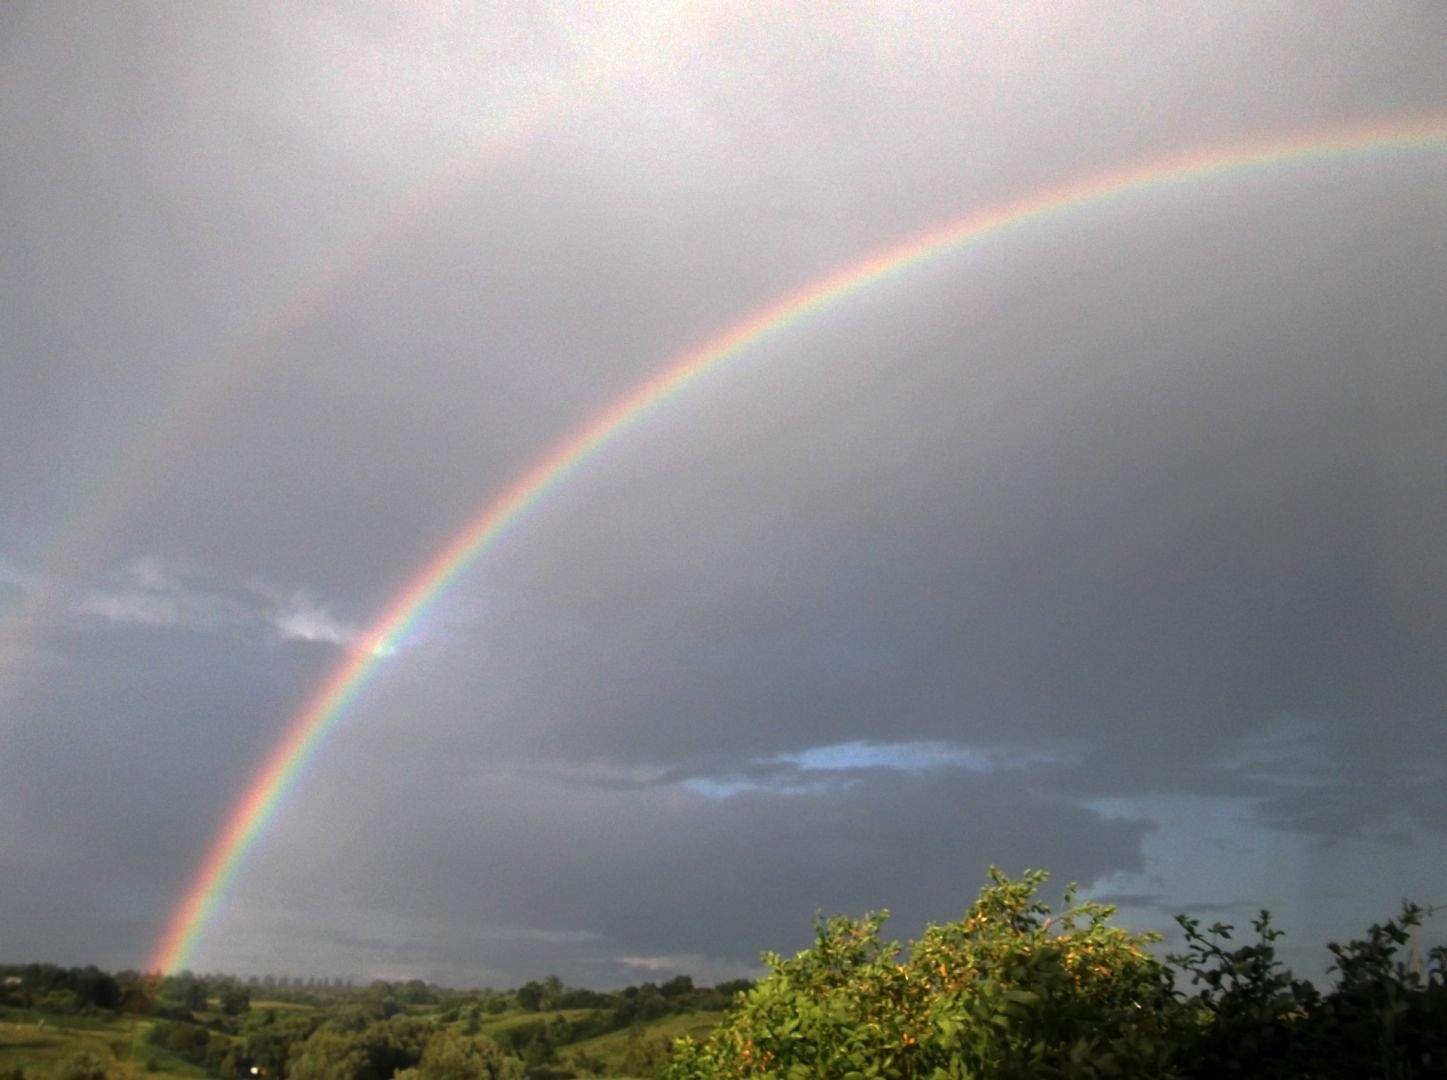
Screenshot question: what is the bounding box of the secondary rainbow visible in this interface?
[149,112,1447,973]
[0,3,714,725]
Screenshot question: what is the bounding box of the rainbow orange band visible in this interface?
[148,112,1447,973]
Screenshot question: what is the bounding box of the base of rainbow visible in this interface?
[148,111,1447,973]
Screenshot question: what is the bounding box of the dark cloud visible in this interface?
[2,2,1444,983]
[206,752,1149,986]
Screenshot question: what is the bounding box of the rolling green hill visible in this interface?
[0,970,740,1078]
[0,1007,206,1078]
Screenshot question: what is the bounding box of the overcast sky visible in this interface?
[3,2,1445,988]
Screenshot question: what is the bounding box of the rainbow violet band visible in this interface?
[148,112,1447,973]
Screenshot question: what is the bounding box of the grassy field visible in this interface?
[472,1006,598,1035]
[563,1011,725,1077]
[0,1008,206,1079]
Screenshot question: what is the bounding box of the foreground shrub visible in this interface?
[666,869,1179,1079]
[1171,903,1447,1079]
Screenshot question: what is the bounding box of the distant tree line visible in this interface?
[0,963,133,1013]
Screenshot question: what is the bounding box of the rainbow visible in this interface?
[148,112,1447,973]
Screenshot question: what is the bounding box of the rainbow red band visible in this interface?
[149,112,1447,973]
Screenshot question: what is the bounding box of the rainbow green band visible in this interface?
[148,112,1447,972]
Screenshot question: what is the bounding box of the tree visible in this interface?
[56,1053,107,1080]
[463,1004,482,1034]
[288,1029,369,1080]
[667,868,1179,1079]
[72,966,120,1009]
[394,1029,523,1080]
[179,977,207,1013]
[243,1010,318,1076]
[1169,909,1319,1077]
[289,1016,431,1080]
[621,1025,674,1075]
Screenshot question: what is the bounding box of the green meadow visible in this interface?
[0,1007,204,1078]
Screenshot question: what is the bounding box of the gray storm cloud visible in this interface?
[2,2,1444,985]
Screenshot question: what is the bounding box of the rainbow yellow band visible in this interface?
[148,112,1447,973]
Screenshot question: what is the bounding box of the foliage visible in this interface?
[55,1051,110,1080]
[1168,909,1319,1076]
[666,868,1176,1079]
[395,1028,526,1079]
[147,1017,236,1073]
[1170,902,1447,1079]
[515,978,564,1012]
[0,965,122,1012]
[242,1008,320,1075]
[1315,902,1447,1077]
[620,1025,676,1076]
[289,1014,432,1079]
[219,984,251,1016]
[668,871,1447,1079]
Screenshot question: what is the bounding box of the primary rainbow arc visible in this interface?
[149,112,1447,973]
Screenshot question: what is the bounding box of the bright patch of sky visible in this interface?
[272,593,358,648]
[682,739,1065,799]
[1084,791,1447,982]
[680,775,843,800]
[54,557,364,651]
[773,739,1061,774]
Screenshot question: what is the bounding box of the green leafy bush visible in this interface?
[1169,910,1319,1076]
[667,869,1178,1079]
[1172,903,1447,1078]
